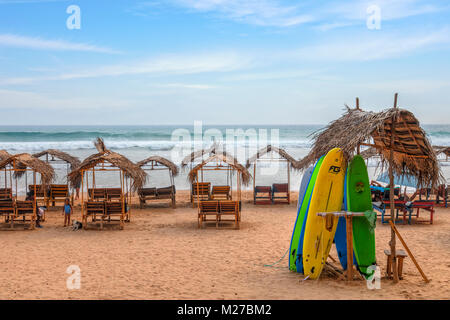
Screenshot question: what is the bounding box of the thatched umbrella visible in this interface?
[137,156,179,176]
[33,149,81,188]
[181,142,235,168]
[68,138,146,191]
[188,153,251,186]
[245,145,300,169]
[0,153,55,187]
[298,94,440,283]
[433,146,450,160]
[0,150,11,162]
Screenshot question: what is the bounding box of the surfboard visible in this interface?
[334,169,357,271]
[302,148,346,280]
[346,155,376,276]
[295,157,324,273]
[289,158,324,272]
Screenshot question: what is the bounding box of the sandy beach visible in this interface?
[0,190,448,300]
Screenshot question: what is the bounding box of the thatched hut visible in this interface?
[246,145,299,205]
[136,156,178,208]
[433,146,450,160]
[298,95,440,283]
[181,142,234,168]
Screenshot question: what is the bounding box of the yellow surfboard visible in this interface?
[302,148,346,280]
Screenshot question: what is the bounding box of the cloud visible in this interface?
[0,34,120,54]
[294,28,450,61]
[0,51,252,84]
[136,0,314,27]
[154,83,218,90]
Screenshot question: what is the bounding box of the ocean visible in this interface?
[1,125,449,193]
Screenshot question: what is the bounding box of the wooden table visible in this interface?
[317,211,366,281]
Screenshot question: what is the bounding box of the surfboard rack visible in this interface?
[317,211,366,281]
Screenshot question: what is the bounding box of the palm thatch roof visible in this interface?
[433,146,450,157]
[0,153,55,186]
[33,149,81,169]
[360,147,380,160]
[33,149,82,188]
[245,145,300,169]
[137,156,179,176]
[187,153,251,186]
[0,150,12,162]
[68,138,146,191]
[298,107,441,188]
[181,142,234,168]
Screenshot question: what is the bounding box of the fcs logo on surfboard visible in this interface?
[328,166,341,174]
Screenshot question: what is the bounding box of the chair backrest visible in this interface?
[0,188,12,199]
[272,183,288,193]
[219,201,238,214]
[192,182,211,195]
[0,199,14,213]
[51,184,69,197]
[29,185,46,197]
[106,188,122,199]
[138,187,157,196]
[86,201,105,213]
[255,186,271,193]
[105,201,123,215]
[157,186,175,195]
[88,188,106,200]
[199,201,219,213]
[212,186,231,195]
[16,200,34,214]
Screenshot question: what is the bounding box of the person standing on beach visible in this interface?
[63,198,72,227]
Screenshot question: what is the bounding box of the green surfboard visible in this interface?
[289,156,324,272]
[346,155,376,276]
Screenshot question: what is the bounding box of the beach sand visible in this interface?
[0,190,449,300]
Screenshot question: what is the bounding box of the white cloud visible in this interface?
[0,34,119,54]
[0,51,252,84]
[295,28,450,61]
[154,83,218,89]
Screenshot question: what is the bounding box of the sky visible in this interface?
[0,0,449,125]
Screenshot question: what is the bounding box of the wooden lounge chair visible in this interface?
[272,183,290,204]
[0,199,15,227]
[106,188,122,201]
[84,201,105,228]
[218,200,240,229]
[88,188,106,201]
[211,185,231,200]
[198,200,219,228]
[254,186,272,205]
[50,184,70,207]
[15,200,35,229]
[138,185,176,208]
[105,201,125,230]
[410,200,435,224]
[191,182,211,206]
[0,188,12,199]
[28,184,49,206]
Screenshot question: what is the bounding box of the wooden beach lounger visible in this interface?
[49,184,70,206]
[138,185,176,208]
[0,188,12,199]
[218,201,240,229]
[254,186,272,205]
[211,185,231,200]
[88,188,106,201]
[272,183,290,204]
[191,182,211,206]
[0,199,15,227]
[198,200,219,228]
[28,184,49,206]
[106,188,122,201]
[14,200,35,229]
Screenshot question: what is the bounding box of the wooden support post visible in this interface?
[389,221,430,283]
[390,92,400,283]
[345,214,354,281]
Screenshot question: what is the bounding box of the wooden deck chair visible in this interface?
[15,200,35,229]
[0,199,15,228]
[106,188,122,201]
[198,200,219,228]
[272,183,290,204]
[211,185,231,200]
[88,188,106,201]
[254,186,272,205]
[191,182,211,206]
[0,188,12,200]
[84,201,105,228]
[105,201,125,230]
[50,184,69,207]
[411,200,435,224]
[156,185,176,208]
[28,184,49,207]
[218,200,240,229]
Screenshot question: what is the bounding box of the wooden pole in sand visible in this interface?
[356,97,361,155]
[390,93,400,283]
